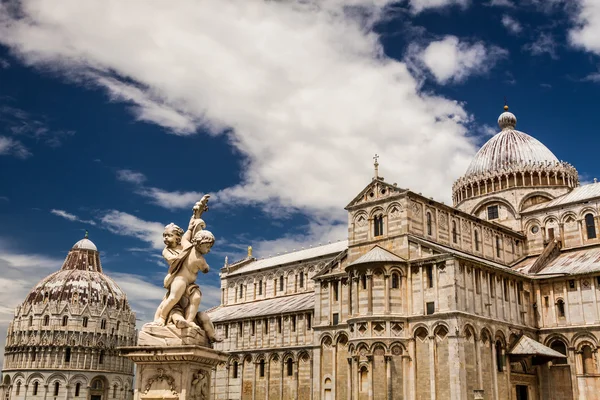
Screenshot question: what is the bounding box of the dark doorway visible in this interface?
[516,385,528,400]
[91,395,102,400]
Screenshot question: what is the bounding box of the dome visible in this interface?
[465,109,559,176]
[72,237,98,251]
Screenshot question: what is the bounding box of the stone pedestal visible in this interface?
[120,345,227,400]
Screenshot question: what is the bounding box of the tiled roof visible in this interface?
[207,292,314,322]
[348,245,405,267]
[509,335,566,358]
[523,182,600,212]
[513,245,600,275]
[227,240,348,276]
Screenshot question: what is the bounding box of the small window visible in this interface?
[487,205,499,220]
[251,320,255,336]
[280,276,284,291]
[332,313,339,325]
[495,341,504,372]
[259,359,265,377]
[557,299,565,317]
[99,350,105,364]
[238,322,243,337]
[548,227,555,240]
[16,382,21,396]
[28,316,33,327]
[475,271,481,294]
[333,282,339,301]
[224,324,229,338]
[263,318,269,334]
[82,317,88,328]
[75,383,81,397]
[452,221,458,243]
[391,273,399,289]
[65,347,71,363]
[550,341,568,364]
[277,317,282,333]
[32,349,36,362]
[489,274,495,297]
[43,315,49,326]
[239,284,243,299]
[474,230,480,251]
[374,215,384,237]
[426,302,435,315]
[597,276,600,287]
[568,280,575,289]
[426,265,433,288]
[54,382,60,396]
[585,213,596,239]
[361,275,367,290]
[116,321,120,331]
[299,273,304,288]
[426,212,432,236]
[503,279,509,300]
[291,316,296,332]
[258,280,263,295]
[33,382,39,396]
[102,295,107,305]
[101,319,106,329]
[113,385,117,399]
[306,313,312,330]
[287,358,293,376]
[233,361,239,378]
[517,282,523,305]
[62,316,68,326]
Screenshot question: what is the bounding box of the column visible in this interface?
[368,356,374,400]
[347,358,352,400]
[409,339,416,400]
[252,359,256,400]
[332,343,337,399]
[475,337,483,391]
[280,358,284,400]
[348,277,353,317]
[367,272,373,315]
[353,356,359,400]
[420,266,424,315]
[491,342,499,400]
[294,360,299,400]
[429,336,436,400]
[309,353,314,400]
[354,277,360,316]
[265,360,270,400]
[385,355,392,400]
[329,281,333,323]
[407,271,412,316]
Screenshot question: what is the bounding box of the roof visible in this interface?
[348,245,405,267]
[207,292,314,322]
[523,181,600,212]
[464,109,559,177]
[227,240,348,276]
[72,238,98,251]
[509,335,566,359]
[513,245,600,275]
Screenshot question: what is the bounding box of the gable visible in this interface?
[345,178,405,210]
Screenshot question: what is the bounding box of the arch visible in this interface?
[518,191,554,211]
[542,215,559,226]
[282,351,296,362]
[68,375,90,386]
[371,342,388,354]
[579,208,597,219]
[369,206,385,219]
[334,331,349,345]
[389,342,406,355]
[572,332,598,349]
[523,218,542,231]
[268,353,280,362]
[355,342,370,355]
[470,197,518,219]
[26,373,44,386]
[243,354,253,363]
[560,211,578,224]
[434,324,449,340]
[544,333,570,348]
[297,350,311,362]
[386,202,403,216]
[480,327,493,344]
[3,375,10,385]
[463,324,477,340]
[320,333,334,346]
[414,326,429,341]
[45,373,68,385]
[411,323,429,337]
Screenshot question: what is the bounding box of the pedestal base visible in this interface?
[120,346,227,400]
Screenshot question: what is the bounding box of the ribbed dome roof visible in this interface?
[465,108,559,176]
[22,235,130,310]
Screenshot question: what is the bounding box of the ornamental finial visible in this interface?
[373,154,380,180]
[84,230,89,239]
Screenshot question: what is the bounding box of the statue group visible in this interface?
[140,195,220,346]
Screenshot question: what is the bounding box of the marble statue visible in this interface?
[141,195,221,346]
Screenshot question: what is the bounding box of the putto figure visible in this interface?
[148,195,220,343]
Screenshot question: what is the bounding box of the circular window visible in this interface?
[369,192,375,198]
[531,226,539,234]
[381,189,386,195]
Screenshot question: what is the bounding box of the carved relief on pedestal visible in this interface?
[143,368,178,398]
[189,370,209,400]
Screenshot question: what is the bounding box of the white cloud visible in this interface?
[409,35,508,84]
[0,135,31,158]
[116,169,147,185]
[50,208,97,225]
[0,58,9,68]
[501,14,522,34]
[100,210,166,250]
[0,0,479,221]
[408,0,469,14]
[523,32,558,58]
[138,187,205,210]
[569,0,600,55]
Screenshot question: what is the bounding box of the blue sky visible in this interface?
[1,0,600,349]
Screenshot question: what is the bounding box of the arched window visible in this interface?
[54,382,60,396]
[259,279,264,294]
[259,359,265,377]
[495,341,504,372]
[116,321,120,331]
[28,316,33,327]
[452,221,458,243]
[361,275,367,290]
[426,212,432,236]
[75,383,81,397]
[232,361,239,378]
[65,347,71,363]
[556,299,565,318]
[239,284,243,299]
[474,230,480,251]
[286,358,293,376]
[62,316,68,326]
[16,382,21,396]
[585,213,597,239]
[31,349,36,362]
[279,276,284,292]
[43,315,49,326]
[91,379,103,390]
[33,382,39,396]
[113,385,118,398]
[299,273,304,288]
[496,236,501,258]
[582,345,596,374]
[360,366,369,392]
[101,319,106,329]
[99,350,105,364]
[550,340,568,365]
[391,273,400,289]
[374,215,384,237]
[82,317,88,328]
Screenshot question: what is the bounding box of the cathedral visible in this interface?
[207,107,600,400]
[0,235,137,400]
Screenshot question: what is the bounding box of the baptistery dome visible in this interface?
[2,234,136,400]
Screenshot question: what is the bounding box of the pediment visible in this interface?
[345,178,404,209]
